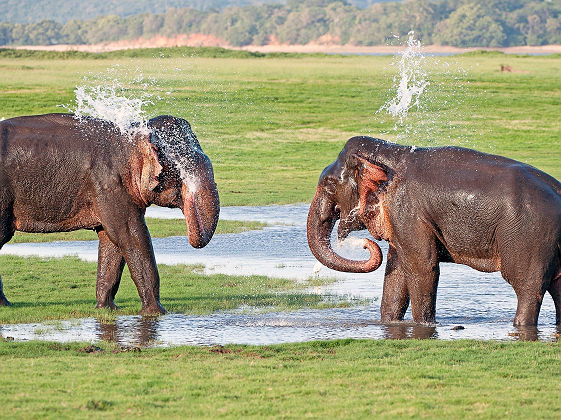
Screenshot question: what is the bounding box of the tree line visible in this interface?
[0,0,559,48]
[0,0,284,24]
[0,0,392,24]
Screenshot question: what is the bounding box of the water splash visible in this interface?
[64,66,156,137]
[73,85,150,135]
[312,235,372,275]
[66,62,218,183]
[336,236,368,251]
[184,175,201,193]
[379,32,429,123]
[313,261,323,275]
[376,32,477,146]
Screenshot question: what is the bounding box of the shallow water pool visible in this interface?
[0,204,558,345]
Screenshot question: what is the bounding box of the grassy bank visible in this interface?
[1,50,559,205]
[0,255,341,324]
[1,339,560,418]
[9,218,268,243]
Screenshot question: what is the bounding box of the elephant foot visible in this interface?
[95,301,120,311]
[380,309,407,323]
[140,302,166,316]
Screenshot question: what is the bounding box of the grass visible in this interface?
[1,49,561,418]
[0,338,560,418]
[0,255,343,324]
[1,49,559,205]
[0,46,344,60]
[9,218,268,243]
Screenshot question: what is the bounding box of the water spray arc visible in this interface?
[378,32,429,124]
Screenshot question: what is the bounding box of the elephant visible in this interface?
[307,136,561,327]
[0,113,219,315]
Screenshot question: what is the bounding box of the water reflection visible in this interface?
[97,317,159,345]
[2,311,559,346]
[382,323,438,340]
[0,205,559,346]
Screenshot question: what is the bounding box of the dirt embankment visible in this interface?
[11,33,561,55]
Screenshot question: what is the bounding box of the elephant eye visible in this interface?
[325,178,337,194]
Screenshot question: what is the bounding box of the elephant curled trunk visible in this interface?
[307,187,382,273]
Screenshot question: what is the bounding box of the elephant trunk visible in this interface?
[307,187,382,273]
[182,177,219,249]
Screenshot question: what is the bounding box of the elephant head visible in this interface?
[133,115,219,248]
[307,137,396,273]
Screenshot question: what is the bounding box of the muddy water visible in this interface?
[1,205,559,346]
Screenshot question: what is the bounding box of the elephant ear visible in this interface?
[138,138,163,192]
[354,155,388,213]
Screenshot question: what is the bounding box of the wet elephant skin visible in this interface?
[0,113,219,315]
[307,136,561,326]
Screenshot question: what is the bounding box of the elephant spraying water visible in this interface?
[307,136,561,327]
[0,113,219,315]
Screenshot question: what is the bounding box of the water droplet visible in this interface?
[62,66,154,138]
[378,32,428,124]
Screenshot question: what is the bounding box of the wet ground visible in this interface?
[1,204,558,346]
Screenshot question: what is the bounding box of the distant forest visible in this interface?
[0,0,559,48]
[0,0,395,23]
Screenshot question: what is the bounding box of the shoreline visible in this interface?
[7,35,561,55]
[239,44,561,55]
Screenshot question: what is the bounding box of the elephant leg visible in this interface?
[407,262,440,324]
[0,199,14,306]
[399,238,440,324]
[380,244,410,322]
[123,239,164,316]
[501,244,556,326]
[548,273,561,325]
[512,288,545,327]
[0,275,10,306]
[384,228,440,324]
[504,266,548,327]
[96,230,125,310]
[97,197,164,315]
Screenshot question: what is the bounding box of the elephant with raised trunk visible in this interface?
[0,113,219,315]
[307,136,561,326]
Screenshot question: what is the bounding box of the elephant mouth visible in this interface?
[336,209,365,242]
[307,187,382,273]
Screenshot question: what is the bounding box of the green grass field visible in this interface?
[0,255,344,324]
[1,48,561,418]
[2,48,560,205]
[1,339,560,418]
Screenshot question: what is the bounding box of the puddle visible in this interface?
[1,204,559,345]
[2,309,559,347]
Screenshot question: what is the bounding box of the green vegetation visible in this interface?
[1,339,561,418]
[1,51,561,418]
[0,0,395,25]
[0,0,284,24]
[0,46,272,59]
[1,51,559,205]
[1,0,560,47]
[0,255,343,323]
[10,218,268,243]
